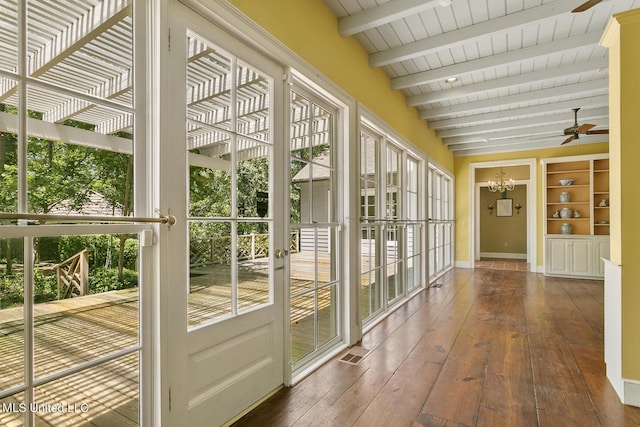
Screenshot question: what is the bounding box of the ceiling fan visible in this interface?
[561,108,609,145]
[572,0,603,13]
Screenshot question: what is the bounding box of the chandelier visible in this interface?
[488,167,515,194]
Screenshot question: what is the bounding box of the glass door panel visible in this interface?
[289,89,340,370]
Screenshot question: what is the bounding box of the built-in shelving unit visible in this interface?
[593,158,610,236]
[542,154,610,279]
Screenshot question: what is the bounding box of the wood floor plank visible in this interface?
[234,268,640,427]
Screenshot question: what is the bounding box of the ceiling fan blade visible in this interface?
[576,123,595,133]
[586,129,609,135]
[572,0,603,13]
[561,135,576,145]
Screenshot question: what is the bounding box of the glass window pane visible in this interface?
[317,227,338,285]
[291,292,315,363]
[186,33,232,136]
[238,141,271,218]
[290,228,315,296]
[0,0,17,72]
[189,162,231,218]
[33,353,138,425]
[0,238,24,391]
[290,159,309,225]
[290,92,311,160]
[236,63,270,142]
[27,0,133,108]
[238,221,270,313]
[317,284,338,348]
[26,86,134,216]
[33,234,139,380]
[188,221,233,326]
[0,99,18,213]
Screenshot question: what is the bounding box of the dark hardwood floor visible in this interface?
[233,268,640,427]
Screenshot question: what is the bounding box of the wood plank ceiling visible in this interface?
[321,0,640,156]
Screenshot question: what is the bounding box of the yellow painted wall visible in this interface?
[227,0,453,170]
[601,9,640,381]
[454,143,609,266]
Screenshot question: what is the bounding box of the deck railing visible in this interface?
[56,249,89,299]
[190,230,300,267]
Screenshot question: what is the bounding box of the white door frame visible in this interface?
[469,158,537,271]
[160,3,286,425]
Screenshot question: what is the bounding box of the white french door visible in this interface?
[162,3,285,425]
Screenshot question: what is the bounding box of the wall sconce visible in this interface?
[515,202,522,214]
[488,203,494,215]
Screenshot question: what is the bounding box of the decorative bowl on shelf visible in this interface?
[559,179,574,186]
[597,220,609,224]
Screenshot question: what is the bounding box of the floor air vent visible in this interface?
[339,346,370,365]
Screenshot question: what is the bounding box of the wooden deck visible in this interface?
[0,288,139,427]
[0,251,416,425]
[234,268,640,427]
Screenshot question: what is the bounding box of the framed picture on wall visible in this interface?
[496,198,513,217]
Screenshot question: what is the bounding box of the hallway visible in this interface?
[234,268,640,426]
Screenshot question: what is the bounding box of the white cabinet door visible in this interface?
[547,239,570,275]
[592,238,610,277]
[569,239,592,276]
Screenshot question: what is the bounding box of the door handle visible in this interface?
[275,249,289,258]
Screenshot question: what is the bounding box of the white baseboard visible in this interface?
[455,261,471,269]
[479,252,527,260]
[624,379,640,408]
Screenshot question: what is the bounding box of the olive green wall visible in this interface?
[479,185,527,256]
[227,0,453,170]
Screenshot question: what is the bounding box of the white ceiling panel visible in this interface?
[324,0,640,155]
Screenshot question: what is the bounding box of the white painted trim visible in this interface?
[479,252,527,260]
[604,259,623,402]
[624,379,640,408]
[469,159,537,272]
[455,260,471,269]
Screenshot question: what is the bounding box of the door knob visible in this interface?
[275,249,288,258]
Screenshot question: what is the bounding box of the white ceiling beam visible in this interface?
[436,107,609,138]
[419,79,608,120]
[450,134,608,156]
[426,95,609,128]
[369,0,579,68]
[338,0,445,37]
[0,111,132,154]
[391,31,602,90]
[444,128,561,145]
[407,58,608,106]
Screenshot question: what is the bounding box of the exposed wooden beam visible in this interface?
[391,31,603,90]
[407,58,608,106]
[369,0,578,67]
[338,0,445,37]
